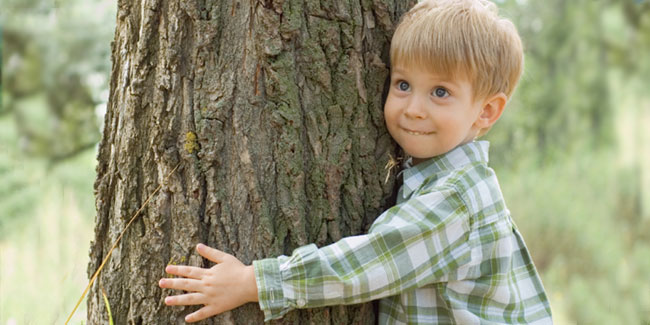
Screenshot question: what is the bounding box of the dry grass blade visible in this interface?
[384,153,402,184]
[100,285,114,325]
[65,163,180,324]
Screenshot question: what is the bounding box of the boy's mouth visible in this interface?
[402,128,434,136]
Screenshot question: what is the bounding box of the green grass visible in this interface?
[498,148,650,324]
[0,149,96,324]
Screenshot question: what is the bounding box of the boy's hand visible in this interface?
[159,244,259,323]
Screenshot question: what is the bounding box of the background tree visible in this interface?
[86,0,414,323]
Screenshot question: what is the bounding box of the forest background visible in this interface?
[1,0,649,323]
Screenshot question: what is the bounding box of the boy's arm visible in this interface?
[254,186,475,321]
[159,186,474,322]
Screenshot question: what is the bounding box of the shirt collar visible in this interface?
[400,141,490,200]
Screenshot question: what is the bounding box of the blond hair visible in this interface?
[390,0,524,101]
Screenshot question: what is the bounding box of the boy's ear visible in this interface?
[474,92,507,129]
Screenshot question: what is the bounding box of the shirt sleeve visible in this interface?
[253,185,475,321]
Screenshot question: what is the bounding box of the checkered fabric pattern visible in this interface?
[254,141,552,324]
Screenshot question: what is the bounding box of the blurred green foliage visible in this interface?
[498,151,650,324]
[1,0,115,323]
[487,0,650,323]
[1,0,114,159]
[489,0,650,165]
[1,0,650,323]
[0,0,114,233]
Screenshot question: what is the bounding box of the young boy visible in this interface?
[159,0,553,323]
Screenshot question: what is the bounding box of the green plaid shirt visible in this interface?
[254,141,552,324]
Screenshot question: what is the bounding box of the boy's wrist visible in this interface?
[243,264,259,302]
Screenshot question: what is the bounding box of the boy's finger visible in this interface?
[164,292,204,306]
[185,305,218,323]
[196,243,228,263]
[159,277,202,292]
[165,265,204,279]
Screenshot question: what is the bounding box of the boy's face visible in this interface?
[384,64,485,163]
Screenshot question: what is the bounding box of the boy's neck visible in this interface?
[411,157,427,166]
[410,139,477,166]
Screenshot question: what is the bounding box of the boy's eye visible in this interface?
[432,87,449,98]
[397,81,410,91]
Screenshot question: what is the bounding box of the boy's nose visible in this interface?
[404,96,427,119]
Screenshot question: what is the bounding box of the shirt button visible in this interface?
[296,298,306,307]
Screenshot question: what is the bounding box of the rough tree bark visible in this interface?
[88,0,415,323]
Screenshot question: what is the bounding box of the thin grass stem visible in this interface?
[64,163,180,325]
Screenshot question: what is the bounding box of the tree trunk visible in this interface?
[88,0,414,323]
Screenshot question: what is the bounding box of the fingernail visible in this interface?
[159,279,165,286]
[197,243,204,249]
[165,297,171,304]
